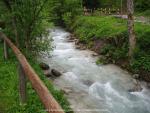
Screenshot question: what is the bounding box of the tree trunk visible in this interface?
[127,0,136,59]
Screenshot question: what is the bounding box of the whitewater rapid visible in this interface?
[41,28,150,113]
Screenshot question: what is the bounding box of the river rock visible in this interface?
[39,62,50,70]
[44,70,53,77]
[66,35,70,39]
[60,88,72,95]
[147,83,150,89]
[128,86,143,92]
[92,53,98,57]
[67,40,74,42]
[128,79,143,92]
[133,74,140,79]
[51,69,62,77]
[76,45,81,49]
[82,80,93,86]
[80,46,86,50]
[75,39,80,45]
[69,34,76,40]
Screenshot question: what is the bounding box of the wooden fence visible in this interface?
[0,31,65,113]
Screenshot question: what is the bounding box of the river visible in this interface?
[41,27,150,113]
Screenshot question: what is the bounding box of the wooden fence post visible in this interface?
[18,63,27,104]
[4,40,8,59]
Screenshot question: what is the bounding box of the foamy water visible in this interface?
[41,28,150,113]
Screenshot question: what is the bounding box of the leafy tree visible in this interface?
[49,0,65,25]
[83,0,100,10]
[0,0,51,55]
[62,0,83,27]
[49,0,82,27]
[135,0,150,11]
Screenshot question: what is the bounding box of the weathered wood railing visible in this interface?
[0,31,64,113]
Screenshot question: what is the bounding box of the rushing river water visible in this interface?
[41,28,150,113]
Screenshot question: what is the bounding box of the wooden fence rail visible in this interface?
[0,31,65,113]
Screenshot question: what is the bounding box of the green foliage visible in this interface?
[101,44,128,61]
[135,10,150,17]
[135,23,150,52]
[98,0,125,9]
[0,46,72,113]
[83,0,100,9]
[70,15,150,75]
[49,0,64,25]
[96,57,108,65]
[0,0,52,55]
[49,0,82,27]
[130,47,150,72]
[131,53,150,72]
[135,0,150,11]
[72,16,127,42]
[62,0,83,28]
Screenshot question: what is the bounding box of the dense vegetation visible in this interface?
[0,44,72,113]
[0,0,52,55]
[71,16,150,79]
[49,0,82,26]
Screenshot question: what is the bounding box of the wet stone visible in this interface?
[82,80,94,86]
[39,62,50,70]
[51,69,62,77]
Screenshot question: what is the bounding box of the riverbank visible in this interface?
[66,15,150,82]
[0,44,72,113]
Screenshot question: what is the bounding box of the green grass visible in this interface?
[135,10,150,17]
[0,44,72,113]
[71,16,127,41]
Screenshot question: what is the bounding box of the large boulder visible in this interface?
[51,69,62,77]
[39,62,50,70]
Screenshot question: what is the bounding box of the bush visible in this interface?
[101,44,128,61]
